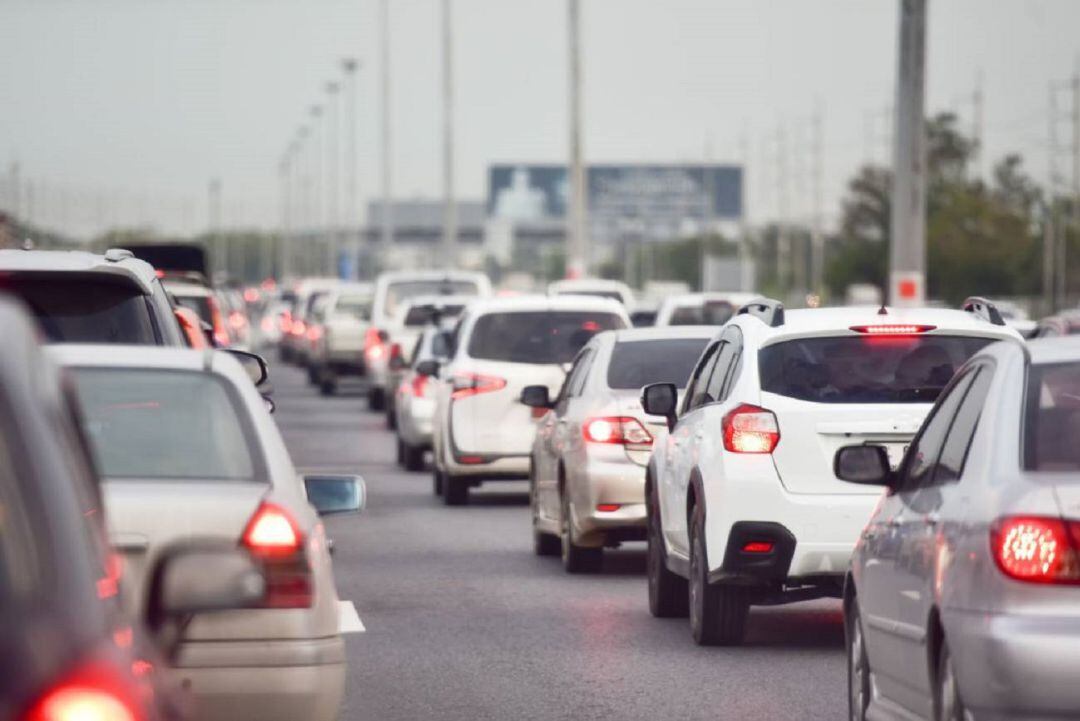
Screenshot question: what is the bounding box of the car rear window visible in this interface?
[404,304,464,326]
[759,335,994,404]
[336,295,372,321]
[174,294,212,324]
[385,280,480,318]
[1024,361,1080,473]
[668,301,735,326]
[3,276,157,344]
[468,311,624,364]
[554,289,624,303]
[72,369,259,481]
[607,338,709,390]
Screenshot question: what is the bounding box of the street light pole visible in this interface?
[309,104,324,275]
[441,0,457,269]
[343,58,361,279]
[888,0,928,307]
[326,81,341,278]
[380,0,394,254]
[566,0,587,279]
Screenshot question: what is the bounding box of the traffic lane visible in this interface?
[272,364,846,720]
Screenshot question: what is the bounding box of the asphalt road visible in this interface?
[272,363,847,721]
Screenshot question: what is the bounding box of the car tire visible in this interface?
[368,386,385,412]
[402,441,425,472]
[647,486,688,618]
[386,408,397,431]
[934,640,966,721]
[442,472,468,506]
[396,438,406,466]
[306,365,319,385]
[530,466,560,557]
[846,597,871,721]
[319,373,337,396]
[432,465,444,496]
[688,502,748,646]
[560,490,602,573]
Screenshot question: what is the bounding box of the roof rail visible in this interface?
[736,297,785,328]
[104,248,135,263]
[961,297,1005,326]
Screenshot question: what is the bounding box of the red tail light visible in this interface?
[229,311,248,331]
[365,327,387,360]
[290,320,307,338]
[411,374,429,398]
[207,296,231,347]
[306,325,323,342]
[722,404,780,454]
[451,372,507,400]
[242,503,312,608]
[243,288,260,303]
[742,541,775,554]
[279,311,293,334]
[991,516,1080,584]
[596,503,621,512]
[582,417,653,445]
[849,324,936,335]
[23,657,143,721]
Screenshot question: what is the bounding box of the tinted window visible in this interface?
[668,301,735,326]
[759,335,993,404]
[73,369,259,481]
[566,350,594,399]
[467,312,624,364]
[1024,361,1080,472]
[606,338,709,390]
[705,342,738,402]
[899,371,975,491]
[685,343,721,412]
[935,367,992,484]
[0,433,42,605]
[404,304,464,327]
[5,277,156,344]
[385,280,480,319]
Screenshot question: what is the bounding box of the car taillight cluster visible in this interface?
[208,296,231,347]
[241,502,313,608]
[364,327,386,360]
[991,516,1080,584]
[582,417,653,445]
[722,404,780,454]
[228,311,248,332]
[450,372,506,400]
[398,374,430,398]
[22,656,144,721]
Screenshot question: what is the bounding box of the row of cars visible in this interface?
[0,248,363,721]
[358,281,1078,721]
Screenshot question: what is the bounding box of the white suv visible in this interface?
[641,297,1022,645]
[431,296,630,505]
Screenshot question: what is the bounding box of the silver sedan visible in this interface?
[837,337,1080,721]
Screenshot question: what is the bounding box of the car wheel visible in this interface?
[847,597,871,721]
[647,486,688,618]
[530,466,560,557]
[319,373,337,396]
[432,465,444,496]
[442,472,468,506]
[368,386,385,412]
[560,489,601,573]
[386,406,398,431]
[688,502,748,646]
[306,365,319,385]
[935,640,966,721]
[396,438,406,466]
[403,442,425,472]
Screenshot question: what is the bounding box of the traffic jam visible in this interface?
[1,243,1077,721]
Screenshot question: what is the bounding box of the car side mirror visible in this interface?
[834,445,895,488]
[303,474,367,516]
[415,359,441,378]
[227,349,269,387]
[641,382,678,431]
[520,385,553,409]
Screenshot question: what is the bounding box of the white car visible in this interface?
[640,297,1023,645]
[53,344,365,721]
[364,270,492,410]
[547,278,635,307]
[280,278,340,364]
[307,282,375,394]
[654,292,759,326]
[393,324,452,471]
[523,326,715,572]
[431,295,631,505]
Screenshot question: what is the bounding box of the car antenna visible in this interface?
[877,304,888,316]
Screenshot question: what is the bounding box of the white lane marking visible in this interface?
[339,600,366,634]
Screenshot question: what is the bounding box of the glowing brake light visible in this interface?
[24,659,142,721]
[596,503,621,512]
[722,404,780,454]
[451,372,507,400]
[241,502,312,608]
[229,311,248,331]
[364,327,387,360]
[742,541,775,554]
[849,324,936,335]
[582,417,653,445]
[242,503,301,555]
[991,516,1080,583]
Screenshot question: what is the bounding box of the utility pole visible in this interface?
[295,125,309,277]
[1072,69,1080,310]
[343,58,361,279]
[309,104,324,274]
[888,0,928,307]
[441,0,457,270]
[1048,84,1059,312]
[566,0,587,279]
[738,131,753,293]
[279,147,293,282]
[208,178,223,281]
[326,81,341,277]
[775,121,790,294]
[380,0,394,253]
[810,106,825,299]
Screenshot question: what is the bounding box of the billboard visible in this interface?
[487,164,742,230]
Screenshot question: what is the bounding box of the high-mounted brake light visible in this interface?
[991,516,1080,584]
[451,372,507,400]
[849,324,936,335]
[583,417,653,445]
[742,541,775,554]
[722,404,780,454]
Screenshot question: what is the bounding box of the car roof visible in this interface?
[1025,337,1080,365]
[662,292,760,307]
[332,282,374,296]
[607,325,719,343]
[164,280,213,298]
[465,294,630,316]
[548,278,631,291]
[0,248,159,294]
[48,344,243,376]
[399,293,474,308]
[742,305,1024,342]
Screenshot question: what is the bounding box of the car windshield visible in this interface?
[607,338,709,390]
[759,335,994,404]
[385,280,480,319]
[1,276,156,344]
[668,301,735,326]
[404,304,464,327]
[72,368,258,480]
[1024,361,1080,474]
[468,311,624,364]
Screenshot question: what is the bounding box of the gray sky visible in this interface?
[1,0,1078,237]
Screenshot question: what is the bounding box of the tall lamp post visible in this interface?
[309,104,325,274]
[566,0,588,279]
[326,81,341,278]
[441,0,457,269]
[342,58,361,279]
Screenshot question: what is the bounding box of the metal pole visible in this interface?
[208,178,222,282]
[1071,71,1080,308]
[441,0,457,269]
[309,104,324,275]
[279,149,292,282]
[566,0,587,279]
[888,0,928,307]
[380,0,394,253]
[811,106,825,298]
[326,81,341,277]
[343,58,360,280]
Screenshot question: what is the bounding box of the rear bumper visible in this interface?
[944,608,1080,719]
[445,453,530,479]
[168,636,345,721]
[397,399,435,447]
[571,452,648,542]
